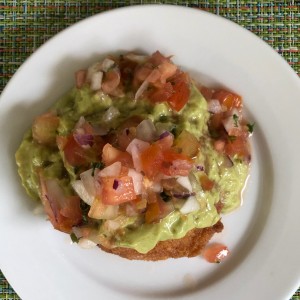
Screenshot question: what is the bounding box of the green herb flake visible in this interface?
[247,122,255,133]
[91,161,105,176]
[233,114,239,127]
[228,135,236,142]
[70,232,79,243]
[160,191,171,202]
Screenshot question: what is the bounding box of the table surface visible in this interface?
[1,1,299,299]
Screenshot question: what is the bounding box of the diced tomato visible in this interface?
[102,69,121,94]
[156,133,174,150]
[201,243,230,263]
[209,113,224,131]
[199,85,214,101]
[213,89,242,110]
[214,139,226,152]
[39,176,82,233]
[161,149,193,176]
[101,176,136,205]
[199,174,215,191]
[166,72,190,112]
[116,127,136,151]
[140,143,164,179]
[147,72,190,112]
[148,51,170,66]
[224,136,250,159]
[148,82,174,103]
[145,196,174,223]
[102,143,133,168]
[32,112,60,145]
[145,202,161,224]
[133,64,153,84]
[119,58,138,86]
[140,144,192,179]
[57,133,104,167]
[174,130,199,158]
[58,135,87,166]
[88,197,119,220]
[75,70,87,89]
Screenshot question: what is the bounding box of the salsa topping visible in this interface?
[15,51,252,256]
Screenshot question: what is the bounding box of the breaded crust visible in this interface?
[99,220,223,261]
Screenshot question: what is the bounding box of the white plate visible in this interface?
[0,5,299,300]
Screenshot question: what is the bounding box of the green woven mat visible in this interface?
[0,1,299,299]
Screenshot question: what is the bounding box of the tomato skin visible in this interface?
[58,135,87,166]
[140,144,193,179]
[148,82,174,103]
[202,243,229,263]
[160,150,193,176]
[167,72,190,112]
[101,176,136,205]
[199,86,214,101]
[140,143,164,179]
[39,176,82,233]
[213,89,242,110]
[147,72,190,112]
[102,143,133,168]
[224,136,250,159]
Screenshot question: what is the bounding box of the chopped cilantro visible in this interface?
[228,135,236,142]
[233,114,239,127]
[171,126,177,137]
[209,128,220,139]
[160,191,171,202]
[91,161,105,176]
[247,122,255,133]
[159,115,168,122]
[80,200,90,225]
[70,232,79,243]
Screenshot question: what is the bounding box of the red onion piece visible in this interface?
[159,131,171,139]
[113,179,119,190]
[74,133,94,148]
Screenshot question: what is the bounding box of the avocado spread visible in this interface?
[15,51,250,255]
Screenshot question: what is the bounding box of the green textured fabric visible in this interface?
[0,1,299,299]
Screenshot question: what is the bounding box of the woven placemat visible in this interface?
[1,1,299,299]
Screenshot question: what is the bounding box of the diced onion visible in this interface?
[124,53,148,63]
[90,71,103,91]
[80,169,96,199]
[176,176,193,192]
[71,180,94,206]
[208,99,223,114]
[74,116,86,129]
[104,220,121,231]
[136,119,157,142]
[101,58,115,72]
[126,139,150,172]
[102,106,120,123]
[128,168,143,194]
[78,238,97,249]
[180,196,200,214]
[86,62,102,82]
[98,162,121,177]
[135,79,149,100]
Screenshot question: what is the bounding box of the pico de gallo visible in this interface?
[15,51,252,255]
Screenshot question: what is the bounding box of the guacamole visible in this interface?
[15,51,250,255]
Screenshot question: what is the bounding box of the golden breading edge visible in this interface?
[99,220,223,261]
